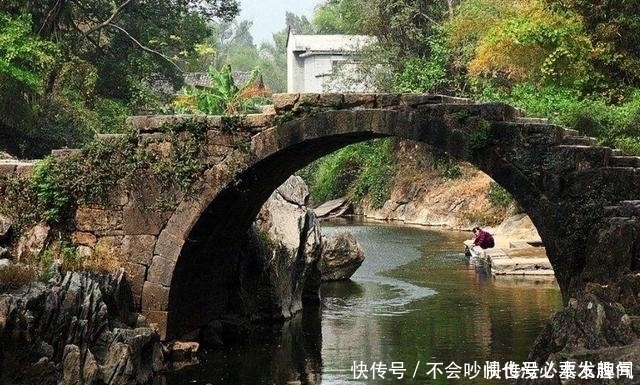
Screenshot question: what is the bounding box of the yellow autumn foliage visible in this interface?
[447,0,592,87]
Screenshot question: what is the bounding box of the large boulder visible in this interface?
[518,279,640,385]
[0,214,12,243]
[320,232,365,281]
[238,176,323,320]
[14,222,50,261]
[0,270,163,385]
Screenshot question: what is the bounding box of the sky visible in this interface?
[239,0,322,44]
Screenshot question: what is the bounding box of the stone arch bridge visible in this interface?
[2,93,640,340]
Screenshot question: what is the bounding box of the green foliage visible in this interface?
[15,120,215,227]
[350,139,396,209]
[0,1,240,156]
[174,65,267,115]
[479,83,640,154]
[543,0,640,95]
[312,0,370,34]
[0,13,59,134]
[394,57,447,93]
[0,176,38,230]
[436,158,463,180]
[0,13,58,92]
[37,250,57,282]
[301,139,395,209]
[393,26,458,93]
[466,0,592,88]
[468,119,492,150]
[31,157,74,224]
[487,181,513,208]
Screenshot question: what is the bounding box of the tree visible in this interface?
[285,12,314,34]
[312,0,370,34]
[0,14,58,139]
[462,0,592,89]
[543,0,640,99]
[0,1,240,157]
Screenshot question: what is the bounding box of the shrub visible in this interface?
[487,181,513,208]
[436,158,463,180]
[300,138,396,208]
[0,264,36,290]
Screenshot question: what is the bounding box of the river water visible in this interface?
[162,221,562,385]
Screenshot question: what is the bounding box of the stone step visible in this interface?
[97,133,128,141]
[509,241,535,249]
[495,122,565,146]
[553,145,612,170]
[51,148,82,158]
[562,128,580,137]
[604,201,640,217]
[486,247,553,276]
[610,156,640,168]
[0,161,37,178]
[612,149,624,156]
[562,136,597,146]
[515,117,549,125]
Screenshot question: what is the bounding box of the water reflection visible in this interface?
[160,222,562,385]
[160,308,323,385]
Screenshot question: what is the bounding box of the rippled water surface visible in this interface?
[162,221,562,384]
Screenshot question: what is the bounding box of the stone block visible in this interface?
[240,114,275,129]
[153,230,185,263]
[261,104,276,115]
[401,94,444,107]
[144,139,173,160]
[71,232,97,246]
[441,95,472,104]
[250,129,279,161]
[272,93,299,112]
[124,262,147,306]
[375,93,401,108]
[343,93,376,108]
[296,93,320,107]
[122,192,173,236]
[323,110,357,135]
[51,149,82,158]
[141,310,170,341]
[142,281,170,311]
[92,237,124,270]
[122,235,157,266]
[317,93,344,108]
[15,163,35,178]
[147,255,176,286]
[75,208,123,233]
[76,245,93,260]
[0,163,16,177]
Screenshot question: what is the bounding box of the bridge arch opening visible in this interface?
[157,112,557,339]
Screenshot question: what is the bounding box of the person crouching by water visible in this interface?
[464,227,495,257]
[472,227,495,249]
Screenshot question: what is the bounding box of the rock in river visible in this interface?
[320,231,365,281]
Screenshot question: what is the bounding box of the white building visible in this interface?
[286,29,376,93]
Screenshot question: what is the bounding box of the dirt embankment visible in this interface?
[355,140,540,243]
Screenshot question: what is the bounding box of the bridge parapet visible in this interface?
[126,113,276,134]
[0,159,36,179]
[272,93,473,112]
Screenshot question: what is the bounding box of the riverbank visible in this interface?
[354,140,516,229]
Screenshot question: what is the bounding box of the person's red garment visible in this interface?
[473,229,495,249]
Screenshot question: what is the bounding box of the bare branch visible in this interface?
[38,0,65,36]
[106,23,184,73]
[86,0,135,35]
